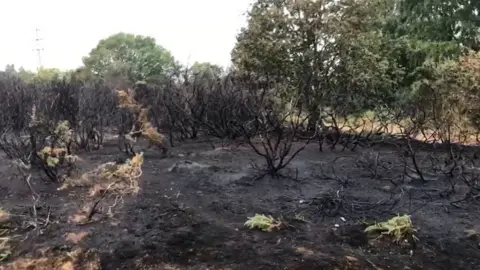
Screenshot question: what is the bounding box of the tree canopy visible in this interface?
[82,32,179,85]
[231,0,480,127]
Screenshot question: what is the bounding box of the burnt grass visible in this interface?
[1,137,480,270]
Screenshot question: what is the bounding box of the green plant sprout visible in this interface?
[364,214,418,243]
[244,214,284,232]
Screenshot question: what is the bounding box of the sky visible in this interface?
[0,0,254,71]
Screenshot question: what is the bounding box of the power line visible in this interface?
[33,28,44,71]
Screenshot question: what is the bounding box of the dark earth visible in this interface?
[1,137,479,269]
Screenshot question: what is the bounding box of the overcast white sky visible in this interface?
[0,0,253,71]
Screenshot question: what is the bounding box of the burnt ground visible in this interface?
[0,137,480,270]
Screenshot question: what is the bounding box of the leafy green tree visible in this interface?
[232,0,402,126]
[402,50,480,142]
[36,68,64,82]
[4,64,16,75]
[389,0,480,51]
[17,67,36,83]
[232,0,338,127]
[82,33,178,84]
[232,0,478,118]
[190,62,223,77]
[380,0,470,89]
[185,62,224,84]
[2,65,64,83]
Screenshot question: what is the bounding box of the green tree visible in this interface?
[232,0,338,128]
[382,0,470,71]
[36,68,64,82]
[402,50,480,142]
[2,65,63,83]
[232,0,401,126]
[190,62,223,76]
[17,67,36,83]
[4,64,16,75]
[82,33,178,85]
[389,0,480,51]
[187,62,224,83]
[371,0,476,114]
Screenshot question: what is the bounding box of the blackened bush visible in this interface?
[0,77,118,181]
[178,73,256,141]
[74,82,117,151]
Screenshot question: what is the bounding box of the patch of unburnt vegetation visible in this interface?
[7,248,101,270]
[244,214,287,232]
[61,152,144,223]
[116,89,168,157]
[365,214,418,244]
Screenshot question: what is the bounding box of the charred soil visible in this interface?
[0,138,479,270]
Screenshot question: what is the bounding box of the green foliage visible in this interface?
[35,68,65,82]
[405,50,480,136]
[190,62,223,75]
[233,0,479,122]
[232,0,339,123]
[16,67,36,83]
[38,121,77,173]
[54,120,73,144]
[189,62,223,80]
[2,66,66,84]
[333,30,405,113]
[365,214,418,243]
[378,0,473,100]
[388,0,480,50]
[244,214,284,232]
[4,64,16,75]
[82,32,178,85]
